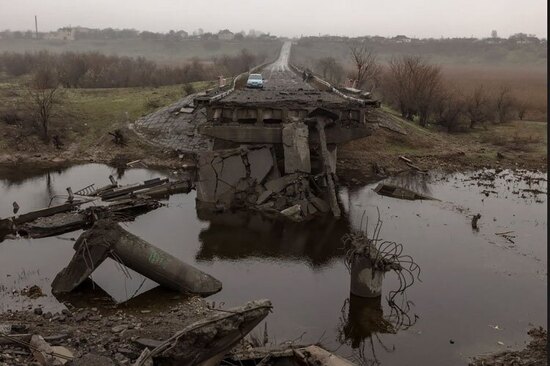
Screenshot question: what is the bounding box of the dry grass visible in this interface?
[441,65,547,121]
[478,122,546,152]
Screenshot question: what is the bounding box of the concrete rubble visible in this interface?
[133,94,213,153]
[196,145,336,222]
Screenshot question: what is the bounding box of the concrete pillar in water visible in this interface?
[350,254,385,298]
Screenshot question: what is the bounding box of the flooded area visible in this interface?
[0,164,546,365]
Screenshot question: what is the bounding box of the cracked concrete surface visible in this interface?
[133,94,213,152]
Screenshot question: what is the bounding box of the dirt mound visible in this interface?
[470,327,547,366]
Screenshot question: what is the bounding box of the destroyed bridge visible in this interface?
[136,41,380,221]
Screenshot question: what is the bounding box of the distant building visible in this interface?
[370,36,387,43]
[392,35,411,43]
[176,30,189,39]
[218,29,234,41]
[509,33,540,44]
[44,27,75,41]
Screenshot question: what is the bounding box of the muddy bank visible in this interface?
[0,296,209,365]
[338,116,547,185]
[470,327,547,366]
[0,151,195,176]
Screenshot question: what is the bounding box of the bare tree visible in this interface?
[27,66,61,140]
[316,57,345,85]
[349,43,380,92]
[384,56,442,125]
[465,85,493,129]
[433,88,465,132]
[516,100,528,121]
[414,62,443,126]
[494,86,515,123]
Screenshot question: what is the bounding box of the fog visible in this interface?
[0,0,547,38]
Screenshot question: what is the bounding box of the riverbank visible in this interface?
[470,327,547,366]
[338,108,547,185]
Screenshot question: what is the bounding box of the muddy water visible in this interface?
[0,164,546,365]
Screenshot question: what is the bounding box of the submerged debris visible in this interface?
[373,182,436,200]
[135,299,272,366]
[52,220,222,297]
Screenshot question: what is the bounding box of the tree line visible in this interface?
[0,49,267,141]
[0,49,266,88]
[313,46,529,131]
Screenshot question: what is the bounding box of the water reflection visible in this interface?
[337,290,418,365]
[54,278,190,312]
[196,210,350,267]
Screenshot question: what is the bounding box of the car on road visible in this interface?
[246,73,264,89]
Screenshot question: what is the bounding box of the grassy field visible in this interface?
[0,38,282,65]
[0,74,212,163]
[440,65,547,122]
[339,106,547,180]
[290,39,547,67]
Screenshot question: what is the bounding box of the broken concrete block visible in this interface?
[264,173,299,193]
[256,190,273,205]
[30,334,64,365]
[310,196,330,213]
[52,221,222,297]
[298,199,309,215]
[197,147,275,206]
[280,204,302,219]
[307,202,318,215]
[274,196,287,210]
[247,146,275,183]
[282,122,311,174]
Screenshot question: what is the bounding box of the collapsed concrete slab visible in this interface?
[196,147,334,222]
[52,220,222,297]
[133,299,272,366]
[196,145,275,210]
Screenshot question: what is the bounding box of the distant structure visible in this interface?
[218,29,235,41]
[491,30,498,38]
[34,15,38,39]
[44,27,75,41]
[392,35,411,43]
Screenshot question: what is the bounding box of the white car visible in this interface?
[246,73,264,89]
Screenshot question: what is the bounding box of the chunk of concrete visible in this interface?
[264,173,299,193]
[197,147,275,206]
[256,190,273,205]
[280,204,302,221]
[282,122,311,174]
[310,196,330,213]
[247,147,275,183]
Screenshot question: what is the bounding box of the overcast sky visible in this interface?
[0,0,547,38]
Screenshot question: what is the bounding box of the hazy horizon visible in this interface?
[0,0,547,39]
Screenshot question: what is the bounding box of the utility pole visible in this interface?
[35,15,38,39]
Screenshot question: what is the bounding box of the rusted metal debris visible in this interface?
[52,220,222,297]
[0,175,192,241]
[14,197,161,239]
